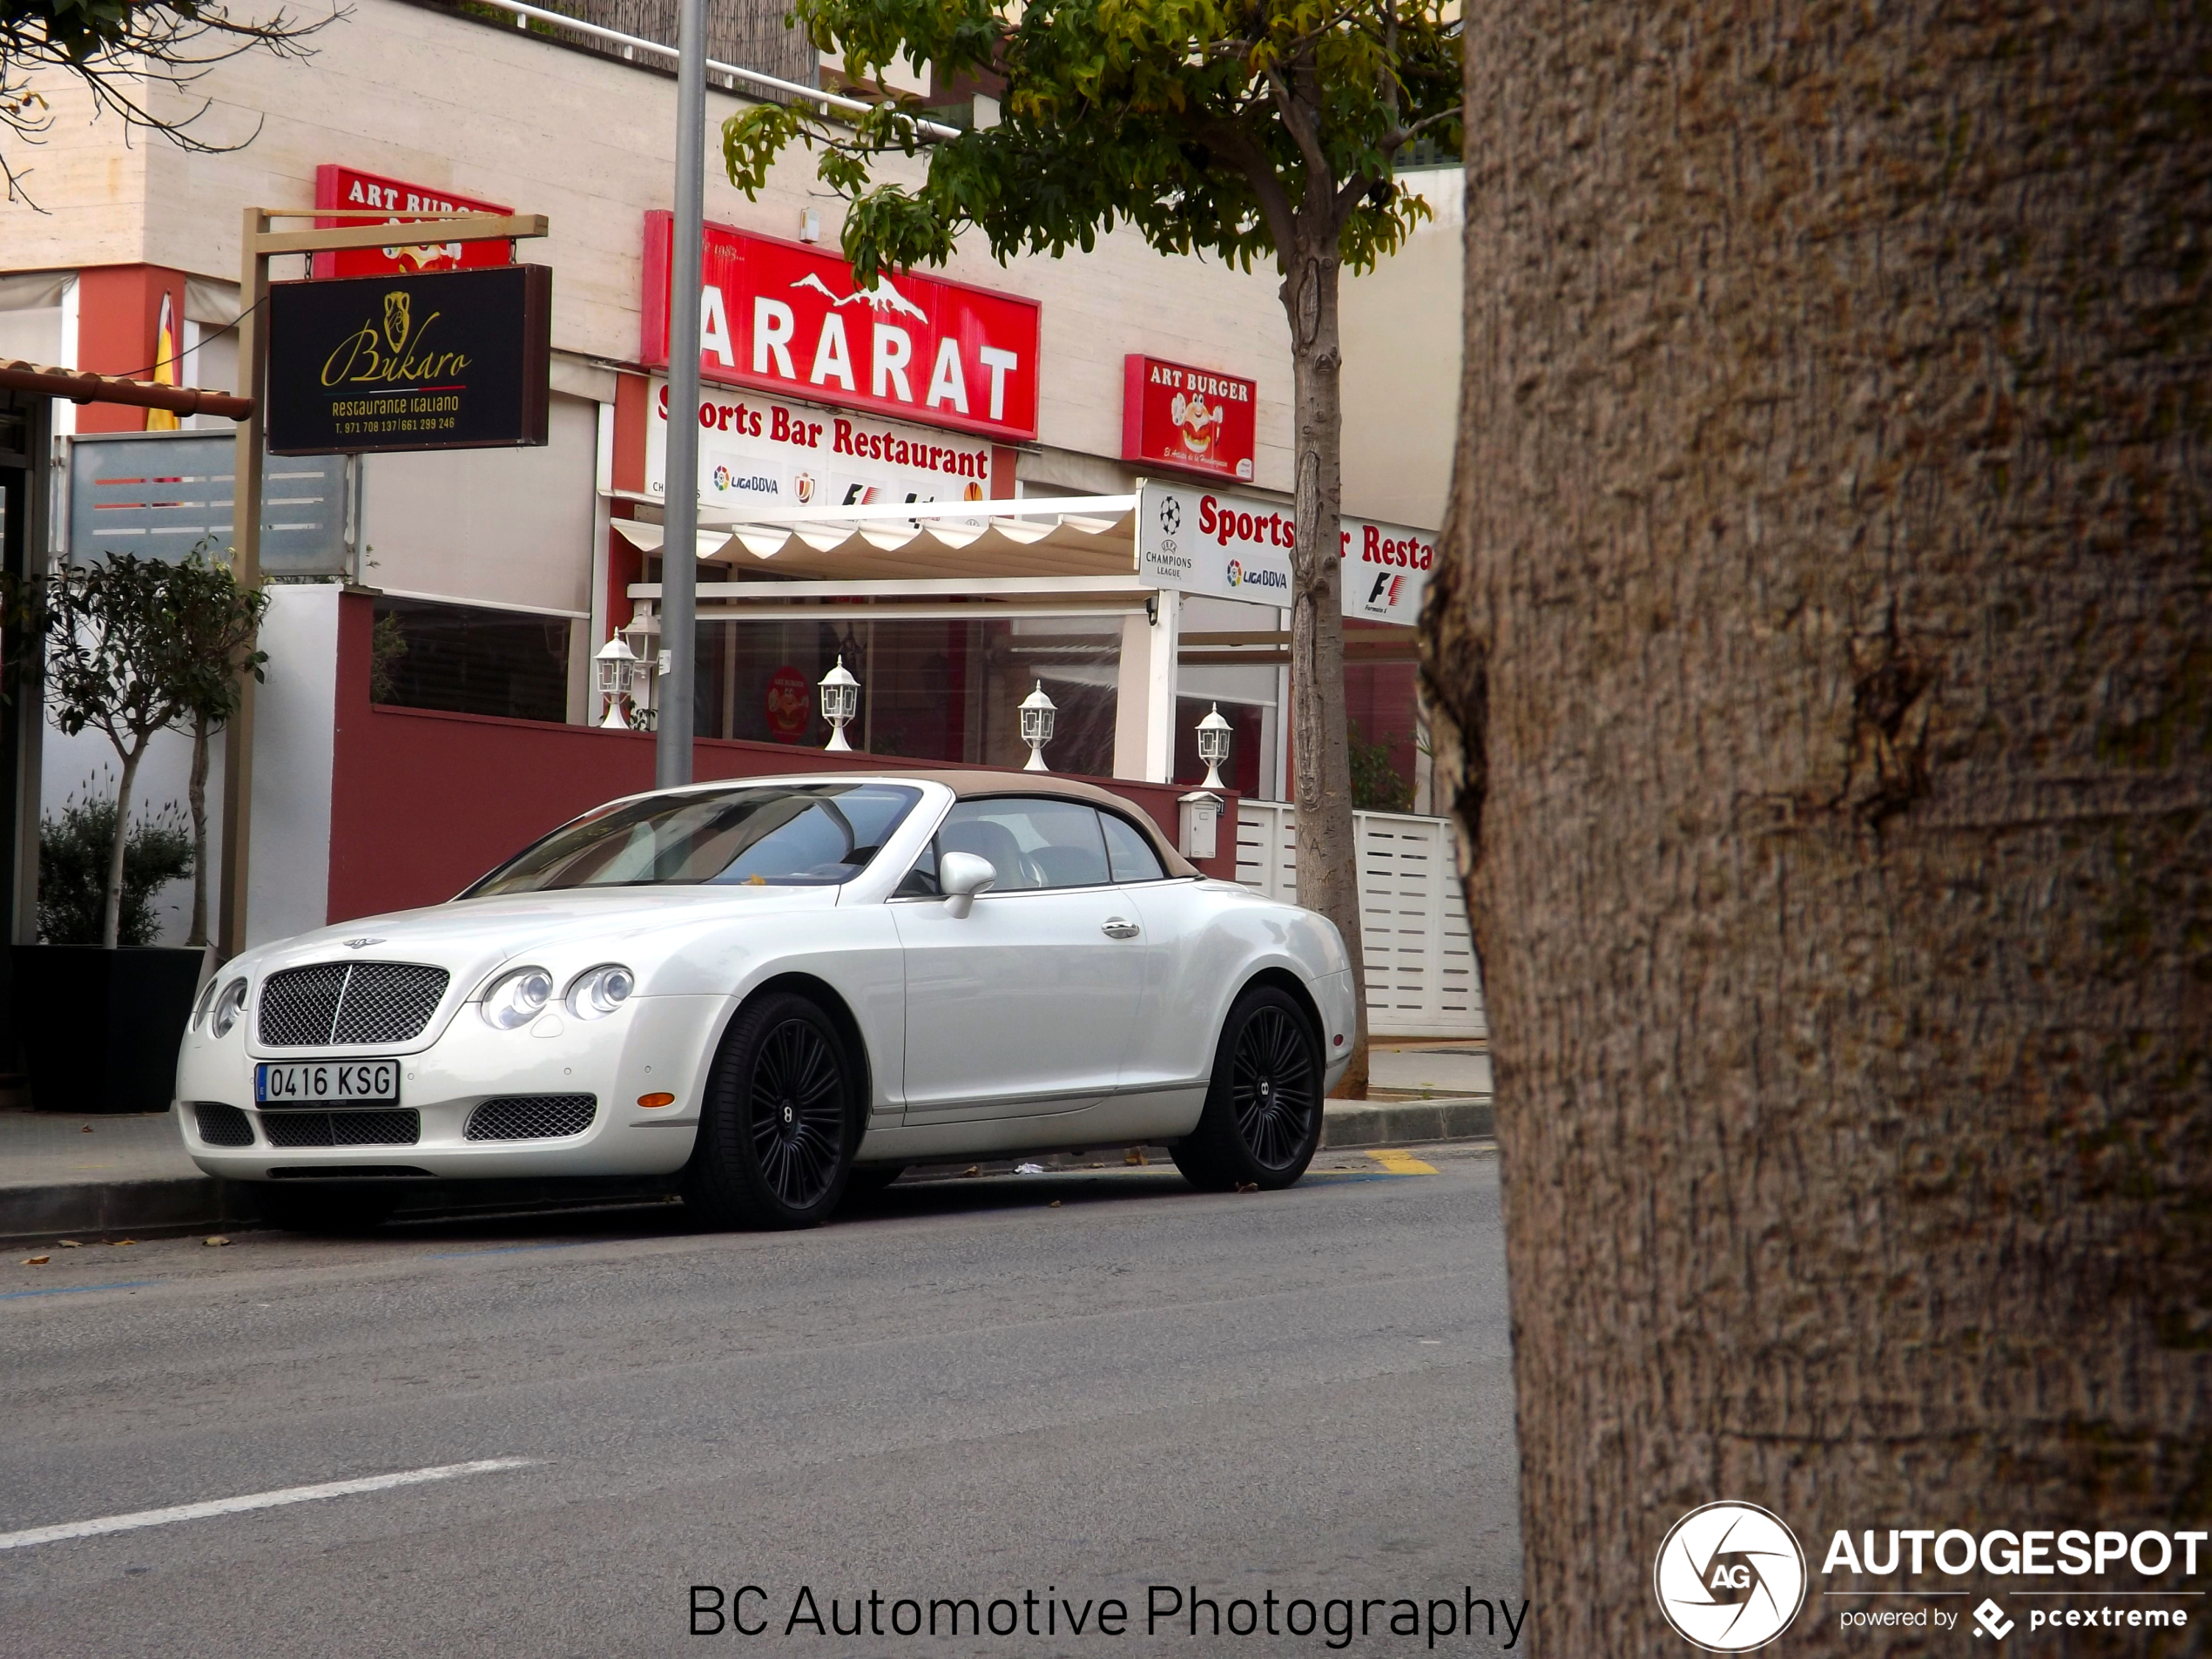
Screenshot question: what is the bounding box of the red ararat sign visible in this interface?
[1122,354,1257,482]
[314,165,514,279]
[641,212,1041,443]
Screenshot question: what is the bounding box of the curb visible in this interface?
[1319,1096,1492,1148]
[0,1176,269,1243]
[0,1097,1496,1242]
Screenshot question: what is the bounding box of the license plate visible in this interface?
[255,1060,401,1106]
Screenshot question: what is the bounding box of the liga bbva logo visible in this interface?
[1655,1502,1808,1651]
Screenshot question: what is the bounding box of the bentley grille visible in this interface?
[258,962,448,1047]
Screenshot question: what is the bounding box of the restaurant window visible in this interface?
[371,596,570,724]
[697,614,1122,777]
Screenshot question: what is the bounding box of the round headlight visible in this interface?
[565,964,634,1021]
[208,978,249,1039]
[481,967,554,1030]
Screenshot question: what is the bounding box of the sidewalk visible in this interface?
[0,1039,1492,1239]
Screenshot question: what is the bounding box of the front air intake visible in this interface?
[193,1102,255,1147]
[465,1095,597,1141]
[261,1109,421,1148]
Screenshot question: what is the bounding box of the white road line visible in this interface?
[0,1458,536,1551]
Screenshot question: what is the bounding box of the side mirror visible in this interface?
[939,851,996,919]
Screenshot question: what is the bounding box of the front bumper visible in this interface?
[175,993,735,1183]
[1315,969,1359,1096]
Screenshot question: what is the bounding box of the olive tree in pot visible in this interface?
[17,550,266,1113]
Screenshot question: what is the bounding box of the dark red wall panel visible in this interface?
[327,591,1236,922]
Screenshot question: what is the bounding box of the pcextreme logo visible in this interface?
[1655,1503,1808,1652]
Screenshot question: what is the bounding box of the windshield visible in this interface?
[462,783,923,895]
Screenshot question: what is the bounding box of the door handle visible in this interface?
[1102,918,1140,939]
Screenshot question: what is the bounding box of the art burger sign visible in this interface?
[264,266,552,455]
[642,213,1042,443]
[1136,481,1434,625]
[1122,354,1258,482]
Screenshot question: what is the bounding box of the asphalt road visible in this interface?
[0,1146,1523,1658]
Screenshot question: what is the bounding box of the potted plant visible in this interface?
[15,550,266,1113]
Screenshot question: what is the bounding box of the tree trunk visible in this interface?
[1432,3,2210,1652]
[102,739,145,950]
[185,711,210,948]
[1283,234,1372,1096]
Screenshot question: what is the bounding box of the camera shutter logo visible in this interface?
[1654,1501,1807,1651]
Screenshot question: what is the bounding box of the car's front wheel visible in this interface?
[1171,984,1324,1191]
[682,991,858,1230]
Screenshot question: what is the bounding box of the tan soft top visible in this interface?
[888,769,1200,879]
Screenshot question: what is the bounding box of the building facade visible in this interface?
[2,0,1457,944]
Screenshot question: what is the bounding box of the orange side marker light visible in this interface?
[637,1092,677,1109]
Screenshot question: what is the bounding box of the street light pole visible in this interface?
[657,0,706,788]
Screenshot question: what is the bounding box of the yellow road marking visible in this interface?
[1367,1148,1438,1175]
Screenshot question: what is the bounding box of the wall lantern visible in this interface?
[819,656,860,752]
[594,635,637,729]
[620,611,665,724]
[1019,680,1056,771]
[1196,702,1233,789]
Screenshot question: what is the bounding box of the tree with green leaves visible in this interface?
[42,550,267,948]
[2,0,334,206]
[727,0,1460,1094]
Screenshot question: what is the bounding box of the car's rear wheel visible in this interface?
[1171,985,1324,1192]
[683,991,857,1230]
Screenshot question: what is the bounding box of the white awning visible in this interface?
[609,519,741,563]
[606,494,1140,582]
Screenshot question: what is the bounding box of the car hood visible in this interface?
[236,883,845,989]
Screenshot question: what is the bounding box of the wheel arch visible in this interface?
[732,970,877,1113]
[1237,965,1327,1052]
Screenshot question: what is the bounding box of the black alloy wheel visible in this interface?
[749,1015,846,1209]
[1170,984,1325,1192]
[682,991,857,1230]
[1230,1002,1318,1170]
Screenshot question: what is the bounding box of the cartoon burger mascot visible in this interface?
[1170,390,1220,457]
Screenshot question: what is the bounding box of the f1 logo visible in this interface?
[1973,1598,2013,1640]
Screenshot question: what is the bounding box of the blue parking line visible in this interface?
[1303,1171,1402,1184]
[0,1280,158,1300]
[424,1242,587,1258]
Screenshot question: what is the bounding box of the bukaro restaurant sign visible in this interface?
[1122,354,1258,482]
[265,266,552,456]
[641,212,1042,443]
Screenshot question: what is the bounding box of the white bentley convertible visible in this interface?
[176,772,1357,1230]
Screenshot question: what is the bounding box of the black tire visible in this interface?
[1171,985,1325,1192]
[682,991,858,1230]
[258,1184,400,1234]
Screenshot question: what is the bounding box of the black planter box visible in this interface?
[12,945,206,1115]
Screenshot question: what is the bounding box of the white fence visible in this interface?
[1235,801,1486,1040]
